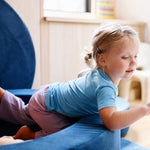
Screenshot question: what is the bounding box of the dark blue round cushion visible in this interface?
[0,0,35,89]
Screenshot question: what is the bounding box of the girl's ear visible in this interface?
[98,54,106,67]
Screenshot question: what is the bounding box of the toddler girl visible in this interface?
[0,23,150,140]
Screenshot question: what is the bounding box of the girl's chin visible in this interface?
[123,74,133,79]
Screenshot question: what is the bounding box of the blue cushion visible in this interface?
[7,89,36,104]
[0,0,35,89]
[0,114,149,150]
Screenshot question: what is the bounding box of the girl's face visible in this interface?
[101,37,139,86]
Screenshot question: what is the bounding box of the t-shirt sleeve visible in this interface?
[97,86,117,110]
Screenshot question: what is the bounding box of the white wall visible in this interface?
[116,0,150,43]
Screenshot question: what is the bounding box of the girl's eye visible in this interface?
[135,55,138,59]
[121,56,129,59]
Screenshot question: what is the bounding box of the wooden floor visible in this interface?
[124,101,150,149]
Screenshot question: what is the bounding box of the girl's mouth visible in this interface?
[126,69,134,73]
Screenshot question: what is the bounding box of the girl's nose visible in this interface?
[130,57,137,66]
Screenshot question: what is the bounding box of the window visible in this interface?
[43,0,95,19]
[44,0,91,13]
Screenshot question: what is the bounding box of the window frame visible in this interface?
[43,0,96,20]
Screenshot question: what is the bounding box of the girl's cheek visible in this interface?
[120,62,128,69]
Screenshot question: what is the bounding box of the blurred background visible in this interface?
[6,0,150,94]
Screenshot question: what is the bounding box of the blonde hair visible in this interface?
[84,23,139,68]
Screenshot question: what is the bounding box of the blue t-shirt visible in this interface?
[45,69,118,118]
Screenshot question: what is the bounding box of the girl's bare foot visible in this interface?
[13,125,35,140]
[0,136,23,145]
[0,88,5,102]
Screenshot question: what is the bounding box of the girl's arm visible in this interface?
[99,103,150,131]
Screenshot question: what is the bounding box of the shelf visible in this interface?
[44,11,146,26]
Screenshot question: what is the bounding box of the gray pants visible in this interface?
[0,85,74,138]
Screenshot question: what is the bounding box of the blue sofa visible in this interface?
[0,0,150,149]
[0,94,149,150]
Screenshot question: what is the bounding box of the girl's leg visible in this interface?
[28,85,75,139]
[0,88,35,125]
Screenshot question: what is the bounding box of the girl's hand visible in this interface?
[99,104,150,131]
